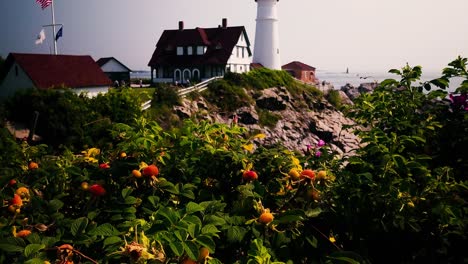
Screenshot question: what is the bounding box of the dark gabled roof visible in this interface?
[282,61,316,71]
[96,57,132,72]
[2,53,112,89]
[148,26,251,67]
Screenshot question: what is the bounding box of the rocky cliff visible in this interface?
[174,85,361,157]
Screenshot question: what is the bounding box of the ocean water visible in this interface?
[316,70,463,92]
[131,70,463,93]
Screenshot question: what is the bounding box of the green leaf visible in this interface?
[169,241,184,256]
[274,209,306,223]
[48,199,64,211]
[187,223,197,239]
[103,236,122,248]
[204,215,226,226]
[183,240,199,261]
[174,230,187,242]
[226,226,247,243]
[71,217,89,237]
[430,78,449,89]
[207,258,223,264]
[195,235,216,252]
[427,90,448,99]
[88,223,121,236]
[159,180,179,194]
[147,196,160,208]
[157,207,179,225]
[26,232,41,244]
[124,196,137,205]
[121,188,133,199]
[201,224,220,235]
[185,202,204,215]
[306,236,318,248]
[24,258,46,264]
[380,78,398,87]
[0,243,24,252]
[305,208,322,218]
[24,244,45,258]
[180,189,195,200]
[388,69,401,75]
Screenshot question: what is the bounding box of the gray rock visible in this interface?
[236,106,259,125]
[256,87,288,111]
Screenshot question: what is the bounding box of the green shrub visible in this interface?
[257,108,281,128]
[205,79,251,112]
[244,68,295,90]
[330,59,468,263]
[326,89,342,109]
[152,84,181,107]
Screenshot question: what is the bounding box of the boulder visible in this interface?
[236,106,259,125]
[256,87,288,111]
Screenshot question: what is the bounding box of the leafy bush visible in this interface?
[326,90,342,109]
[244,68,295,90]
[257,108,281,128]
[0,119,343,263]
[152,85,181,107]
[330,58,468,263]
[4,88,143,150]
[205,79,251,112]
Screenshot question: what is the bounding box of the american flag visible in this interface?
[36,0,52,9]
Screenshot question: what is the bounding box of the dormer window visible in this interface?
[177,46,184,55]
[187,46,193,55]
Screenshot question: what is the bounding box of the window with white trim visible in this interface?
[187,46,193,55]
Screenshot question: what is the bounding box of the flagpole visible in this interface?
[51,0,57,55]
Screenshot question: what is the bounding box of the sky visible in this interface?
[1,0,467,73]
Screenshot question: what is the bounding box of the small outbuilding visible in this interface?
[282,61,317,84]
[96,57,131,86]
[0,53,112,98]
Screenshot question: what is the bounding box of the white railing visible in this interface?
[140,76,222,110]
[141,100,152,110]
[178,76,222,97]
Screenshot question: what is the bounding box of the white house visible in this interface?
[0,53,112,99]
[148,18,253,84]
[96,57,131,86]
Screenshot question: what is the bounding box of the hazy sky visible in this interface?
[1,0,467,73]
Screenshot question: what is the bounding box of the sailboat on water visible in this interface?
[346,67,349,74]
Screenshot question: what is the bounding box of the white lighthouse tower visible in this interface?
[253,0,281,70]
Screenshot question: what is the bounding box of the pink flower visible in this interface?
[306,144,313,151]
[315,151,322,157]
[449,93,468,110]
[317,139,325,147]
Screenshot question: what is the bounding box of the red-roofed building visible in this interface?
[0,53,112,98]
[148,18,252,84]
[282,61,317,84]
